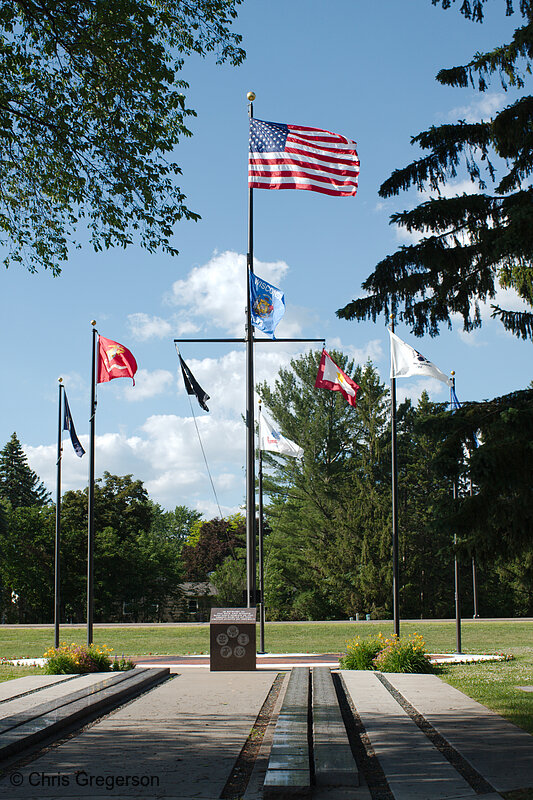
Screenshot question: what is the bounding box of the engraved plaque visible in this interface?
[210,607,256,671]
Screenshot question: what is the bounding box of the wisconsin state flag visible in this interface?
[314,349,359,407]
[98,336,137,385]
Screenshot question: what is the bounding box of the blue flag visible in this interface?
[450,386,479,447]
[63,392,85,457]
[450,386,461,411]
[249,272,285,339]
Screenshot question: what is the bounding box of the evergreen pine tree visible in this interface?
[0,433,50,507]
[258,351,391,619]
[338,0,533,340]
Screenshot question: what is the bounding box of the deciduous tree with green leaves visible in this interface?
[338,0,533,340]
[0,0,244,273]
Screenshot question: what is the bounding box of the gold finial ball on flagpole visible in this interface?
[247,91,256,101]
[91,319,96,326]
[58,377,63,383]
[451,370,455,376]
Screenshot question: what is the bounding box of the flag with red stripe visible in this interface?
[314,349,359,406]
[249,118,359,196]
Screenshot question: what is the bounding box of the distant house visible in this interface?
[174,581,218,622]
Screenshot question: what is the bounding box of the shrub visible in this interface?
[43,642,132,674]
[339,635,383,670]
[111,656,136,671]
[372,633,433,673]
[340,632,433,674]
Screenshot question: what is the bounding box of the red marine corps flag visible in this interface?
[314,349,359,407]
[98,336,137,385]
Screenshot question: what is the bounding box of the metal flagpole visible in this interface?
[451,371,462,653]
[257,400,265,653]
[87,321,98,646]
[390,315,400,637]
[246,91,257,609]
[472,555,479,618]
[469,476,479,618]
[54,378,64,648]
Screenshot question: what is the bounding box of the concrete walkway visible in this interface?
[0,668,531,800]
[342,670,533,800]
[0,669,277,800]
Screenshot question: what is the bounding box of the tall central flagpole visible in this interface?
[87,321,98,646]
[390,315,400,637]
[257,400,265,652]
[54,378,64,648]
[451,371,462,653]
[246,91,257,609]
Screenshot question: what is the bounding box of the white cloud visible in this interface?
[457,329,486,347]
[25,412,247,513]
[326,337,384,365]
[128,312,173,340]
[176,346,306,416]
[123,368,175,402]
[440,93,505,124]
[395,377,450,405]
[58,372,86,393]
[166,250,290,337]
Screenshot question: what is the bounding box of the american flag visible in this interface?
[249,118,359,197]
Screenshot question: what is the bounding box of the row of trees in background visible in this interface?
[252,351,533,620]
[0,435,203,622]
[1,349,532,623]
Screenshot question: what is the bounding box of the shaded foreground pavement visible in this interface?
[0,667,532,800]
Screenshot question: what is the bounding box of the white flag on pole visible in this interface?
[389,330,452,386]
[259,413,303,458]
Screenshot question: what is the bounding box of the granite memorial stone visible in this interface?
[210,607,256,671]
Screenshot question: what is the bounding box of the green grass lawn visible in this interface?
[0,664,45,683]
[0,619,532,658]
[438,647,533,735]
[1,620,531,735]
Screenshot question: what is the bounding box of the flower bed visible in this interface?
[340,632,433,673]
[43,643,134,674]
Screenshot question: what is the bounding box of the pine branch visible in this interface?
[491,305,533,337]
[437,18,533,90]
[379,122,493,197]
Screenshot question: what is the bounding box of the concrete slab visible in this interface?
[0,669,170,765]
[244,673,289,800]
[0,676,80,704]
[0,674,108,720]
[386,672,533,794]
[312,667,358,787]
[263,769,311,798]
[264,667,311,797]
[0,668,276,799]
[341,671,477,800]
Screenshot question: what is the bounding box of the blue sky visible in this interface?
[1,0,530,516]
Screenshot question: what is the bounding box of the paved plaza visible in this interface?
[0,666,531,800]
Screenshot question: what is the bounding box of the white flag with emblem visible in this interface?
[259,413,303,458]
[389,330,452,386]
